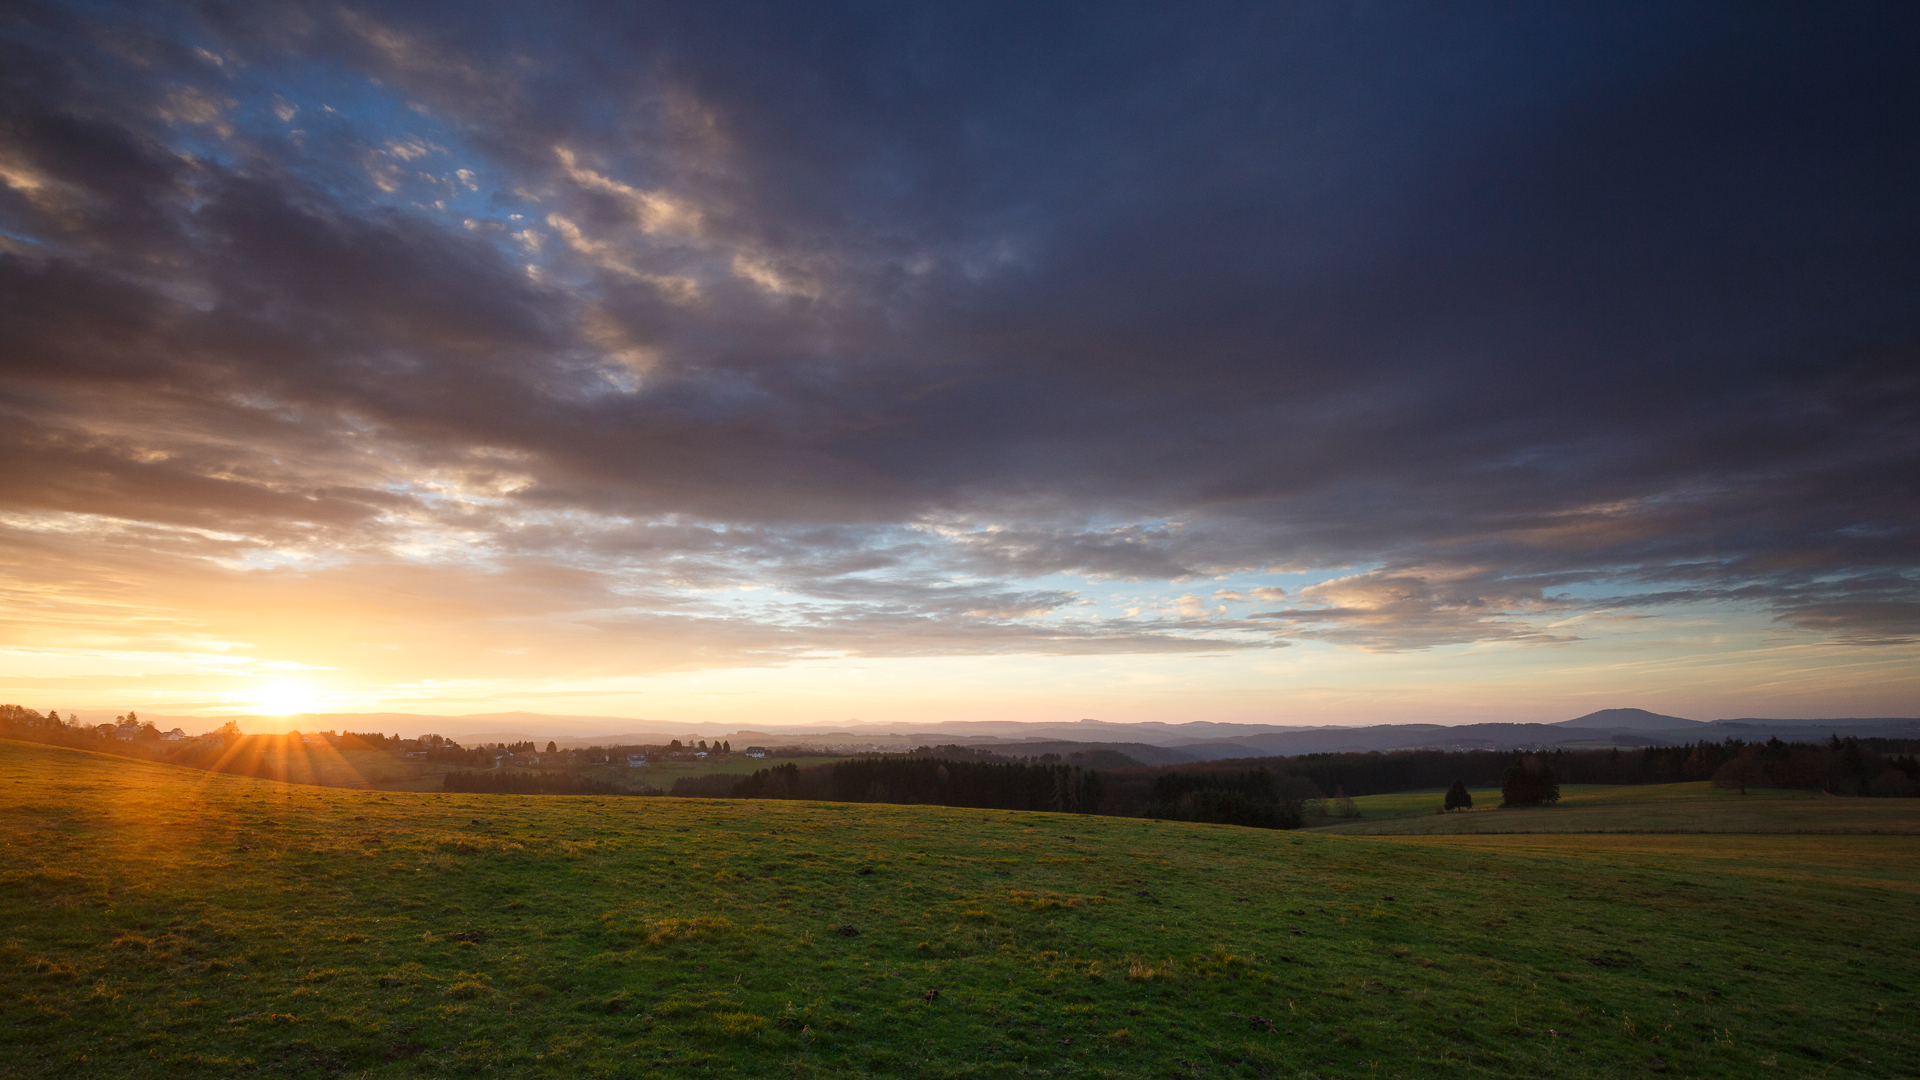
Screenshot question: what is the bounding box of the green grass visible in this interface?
[1306,787,1509,824]
[191,743,846,793]
[3,739,1917,1078]
[1314,782,1920,836]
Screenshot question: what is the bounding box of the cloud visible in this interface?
[555,146,703,237]
[1248,568,1575,651]
[155,87,232,133]
[0,0,1915,690]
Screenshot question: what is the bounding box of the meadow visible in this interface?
[1313,783,1920,836]
[2,739,1916,1078]
[155,737,844,794]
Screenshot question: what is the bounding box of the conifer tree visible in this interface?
[1444,779,1472,811]
[1500,756,1561,807]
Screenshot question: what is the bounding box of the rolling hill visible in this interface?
[3,738,1917,1077]
[1555,708,1701,730]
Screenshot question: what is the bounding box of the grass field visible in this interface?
[3,740,1917,1078]
[159,746,449,792]
[1313,782,1920,836]
[181,743,846,794]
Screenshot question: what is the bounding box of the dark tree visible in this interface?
[1444,780,1473,811]
[1500,756,1561,807]
[545,741,558,754]
[730,763,802,799]
[1712,752,1764,795]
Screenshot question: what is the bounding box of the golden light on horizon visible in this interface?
[0,3,1912,733]
[252,680,320,717]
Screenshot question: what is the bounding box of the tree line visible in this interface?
[8,703,1914,821]
[695,736,1915,828]
[675,756,1103,813]
[1119,737,1919,801]
[1143,769,1305,829]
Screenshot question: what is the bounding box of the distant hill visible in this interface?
[1555,708,1700,730]
[1710,717,1920,728]
[56,707,1913,759]
[971,740,1201,767]
[1168,723,1601,760]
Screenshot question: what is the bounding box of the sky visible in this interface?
[1,1,1917,728]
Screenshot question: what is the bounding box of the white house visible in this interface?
[744,746,768,759]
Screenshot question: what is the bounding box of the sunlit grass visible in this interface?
[3,739,1916,1078]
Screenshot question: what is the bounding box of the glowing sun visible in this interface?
[254,681,319,716]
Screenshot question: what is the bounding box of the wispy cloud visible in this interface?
[0,1,1915,717]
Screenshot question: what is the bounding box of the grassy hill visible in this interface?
[2,740,1916,1078]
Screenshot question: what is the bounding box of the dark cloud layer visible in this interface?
[2,0,1917,663]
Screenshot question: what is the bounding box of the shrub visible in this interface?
[1332,786,1359,818]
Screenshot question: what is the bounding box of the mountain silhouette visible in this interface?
[1557,707,1700,730]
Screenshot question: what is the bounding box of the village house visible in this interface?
[744,746,768,759]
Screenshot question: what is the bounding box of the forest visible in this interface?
[708,737,1920,829]
[674,756,1103,813]
[3,706,1914,826]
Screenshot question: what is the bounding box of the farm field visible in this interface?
[1313,781,1920,835]
[173,737,846,794]
[1304,787,1508,825]
[167,744,451,792]
[2,739,1917,1079]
